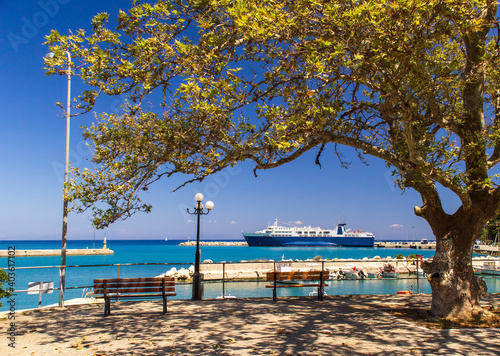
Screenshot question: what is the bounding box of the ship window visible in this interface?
[324,231,330,234]
[303,232,308,234]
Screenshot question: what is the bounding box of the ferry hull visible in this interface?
[243,234,374,247]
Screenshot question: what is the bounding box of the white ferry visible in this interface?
[242,219,375,247]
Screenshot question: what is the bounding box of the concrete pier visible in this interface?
[159,258,425,281]
[178,241,248,246]
[159,256,498,282]
[374,241,436,249]
[0,249,114,257]
[473,244,500,256]
[180,241,437,249]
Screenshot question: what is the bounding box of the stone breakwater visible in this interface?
[158,256,434,281]
[181,241,438,249]
[156,256,498,281]
[0,249,114,257]
[178,241,248,246]
[374,241,436,249]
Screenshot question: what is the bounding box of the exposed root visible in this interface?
[387,305,500,329]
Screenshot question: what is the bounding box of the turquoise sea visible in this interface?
[1,239,499,311]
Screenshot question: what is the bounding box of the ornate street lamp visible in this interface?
[186,193,214,300]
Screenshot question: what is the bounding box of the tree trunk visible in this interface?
[422,216,488,318]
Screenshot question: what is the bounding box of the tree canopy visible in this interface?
[45,0,500,317]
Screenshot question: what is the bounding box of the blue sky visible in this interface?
[0,0,462,241]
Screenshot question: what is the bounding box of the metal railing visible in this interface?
[6,261,193,293]
[2,257,499,309]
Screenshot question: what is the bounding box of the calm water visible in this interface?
[1,240,498,311]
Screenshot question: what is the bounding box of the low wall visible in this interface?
[199,259,421,281]
[0,249,114,257]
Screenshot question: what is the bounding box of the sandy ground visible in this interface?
[1,294,499,356]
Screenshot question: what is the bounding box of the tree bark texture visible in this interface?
[422,211,488,318]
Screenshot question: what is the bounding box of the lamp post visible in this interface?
[186,193,214,300]
[45,51,71,308]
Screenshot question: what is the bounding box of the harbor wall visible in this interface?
[473,244,500,256]
[0,249,114,257]
[374,241,436,249]
[161,256,497,281]
[192,259,421,281]
[178,241,437,249]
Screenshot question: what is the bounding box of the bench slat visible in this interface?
[95,282,174,289]
[95,287,175,294]
[95,293,176,299]
[265,284,327,288]
[94,277,174,283]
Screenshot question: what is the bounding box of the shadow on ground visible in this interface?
[2,294,500,355]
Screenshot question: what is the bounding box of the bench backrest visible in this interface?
[266,271,326,281]
[94,277,175,296]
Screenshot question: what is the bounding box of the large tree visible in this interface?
[45,0,500,318]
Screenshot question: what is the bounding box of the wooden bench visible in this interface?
[93,277,176,316]
[266,271,328,303]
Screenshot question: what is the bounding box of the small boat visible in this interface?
[474,260,500,276]
[331,266,370,280]
[343,264,364,280]
[309,290,328,297]
[397,284,414,295]
[365,271,380,279]
[380,263,399,278]
[343,270,360,280]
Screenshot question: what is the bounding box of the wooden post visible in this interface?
[320,264,324,301]
[162,278,167,314]
[103,280,109,316]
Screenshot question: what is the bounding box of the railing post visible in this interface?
[117,265,120,279]
[320,261,325,301]
[222,262,226,298]
[273,262,277,303]
[38,281,43,308]
[416,257,420,294]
